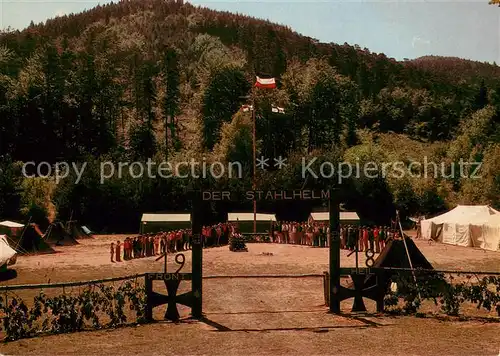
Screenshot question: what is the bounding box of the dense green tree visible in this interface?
[163,47,180,154]
[0,156,22,219]
[473,80,488,111]
[202,66,250,149]
[129,120,156,160]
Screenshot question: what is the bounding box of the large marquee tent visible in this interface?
[421,205,500,251]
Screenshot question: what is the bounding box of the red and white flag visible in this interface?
[241,104,254,112]
[271,105,285,114]
[255,76,276,89]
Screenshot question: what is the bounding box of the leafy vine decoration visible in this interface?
[383,270,500,317]
[0,278,147,342]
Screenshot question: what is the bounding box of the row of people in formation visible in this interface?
[109,223,235,262]
[271,221,402,252]
[109,221,403,262]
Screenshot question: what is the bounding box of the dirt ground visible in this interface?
[1,233,500,355]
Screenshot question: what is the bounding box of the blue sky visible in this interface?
[0,0,498,63]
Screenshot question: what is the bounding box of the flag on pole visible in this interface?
[241,104,254,112]
[255,76,276,89]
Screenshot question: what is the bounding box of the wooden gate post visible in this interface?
[145,274,153,322]
[191,191,203,319]
[329,193,341,314]
[323,271,330,306]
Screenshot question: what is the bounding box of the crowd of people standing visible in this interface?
[109,220,402,262]
[271,221,401,252]
[110,223,234,263]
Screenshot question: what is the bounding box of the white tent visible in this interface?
[141,213,191,223]
[140,213,191,233]
[0,234,16,267]
[227,213,276,222]
[0,220,24,228]
[421,205,500,251]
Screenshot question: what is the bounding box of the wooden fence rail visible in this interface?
[367,267,500,275]
[0,273,147,291]
[204,274,325,279]
[1,268,498,292]
[0,273,326,292]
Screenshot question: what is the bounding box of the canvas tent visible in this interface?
[308,212,360,225]
[0,220,24,228]
[67,221,93,239]
[349,237,434,291]
[6,224,54,254]
[227,212,276,233]
[44,222,79,246]
[0,235,16,268]
[421,205,500,251]
[140,213,191,233]
[374,238,434,271]
[0,220,25,237]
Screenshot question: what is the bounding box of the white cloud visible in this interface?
[412,36,431,49]
[54,9,66,18]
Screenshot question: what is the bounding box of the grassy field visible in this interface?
[1,234,499,355]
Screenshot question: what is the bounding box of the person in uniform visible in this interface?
[416,217,422,239]
[379,226,386,250]
[122,238,128,260]
[115,240,122,262]
[160,234,165,254]
[110,242,115,263]
[282,221,289,244]
[297,222,303,245]
[217,224,222,246]
[324,223,329,247]
[126,237,132,259]
[147,235,152,256]
[348,226,354,251]
[313,224,319,247]
[340,225,347,250]
[353,225,359,250]
[154,234,160,255]
[368,227,374,251]
[362,227,369,251]
[276,220,282,243]
[358,226,363,251]
[373,226,380,253]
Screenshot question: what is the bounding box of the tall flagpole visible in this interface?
[249,75,276,234]
[252,94,257,234]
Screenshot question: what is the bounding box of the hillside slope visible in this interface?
[0,0,500,231]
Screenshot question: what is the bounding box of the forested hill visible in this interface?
[407,56,500,83]
[1,0,500,232]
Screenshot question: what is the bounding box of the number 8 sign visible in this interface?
[365,249,375,267]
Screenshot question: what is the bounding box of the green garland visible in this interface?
[0,280,147,342]
[384,271,500,317]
